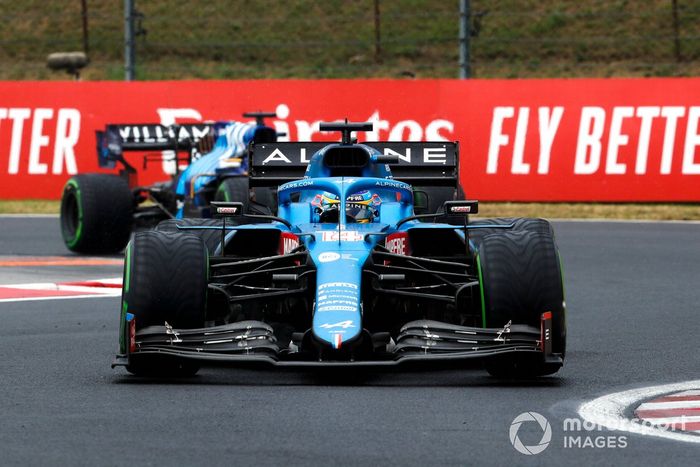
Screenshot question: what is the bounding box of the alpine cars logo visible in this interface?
[509,412,552,455]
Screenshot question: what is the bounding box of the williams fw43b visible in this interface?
[113,122,566,378]
[59,112,279,254]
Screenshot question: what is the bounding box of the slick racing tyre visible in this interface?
[121,231,208,376]
[477,231,566,377]
[156,218,225,254]
[60,174,133,254]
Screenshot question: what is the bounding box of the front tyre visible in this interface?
[156,218,224,254]
[60,174,133,254]
[468,217,554,253]
[477,231,566,377]
[121,231,208,376]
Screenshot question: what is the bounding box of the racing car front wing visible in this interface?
[113,312,561,370]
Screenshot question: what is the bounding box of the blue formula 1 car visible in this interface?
[59,112,278,254]
[113,122,566,378]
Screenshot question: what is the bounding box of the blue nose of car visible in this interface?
[310,244,371,349]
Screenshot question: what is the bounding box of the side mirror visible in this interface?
[443,200,479,215]
[211,201,244,217]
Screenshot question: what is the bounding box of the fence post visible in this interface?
[459,0,471,78]
[672,0,681,62]
[81,0,89,56]
[374,0,382,63]
[124,0,135,81]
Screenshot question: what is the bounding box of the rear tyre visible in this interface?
[121,231,208,376]
[60,174,133,254]
[415,185,464,213]
[252,187,276,214]
[215,177,262,223]
[423,186,457,214]
[477,231,566,377]
[215,177,250,209]
[415,185,467,226]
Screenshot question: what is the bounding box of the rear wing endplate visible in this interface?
[248,141,459,188]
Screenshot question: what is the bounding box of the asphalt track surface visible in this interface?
[0,216,698,465]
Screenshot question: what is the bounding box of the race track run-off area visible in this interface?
[0,216,699,465]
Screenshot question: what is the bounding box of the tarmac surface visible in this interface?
[0,216,698,465]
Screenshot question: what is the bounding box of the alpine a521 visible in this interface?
[113,121,566,378]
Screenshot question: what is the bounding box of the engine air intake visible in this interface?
[323,147,370,176]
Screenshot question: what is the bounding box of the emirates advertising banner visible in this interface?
[0,78,699,201]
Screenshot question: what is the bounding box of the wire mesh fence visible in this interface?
[1,0,699,80]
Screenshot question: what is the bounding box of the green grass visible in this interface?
[0,200,60,214]
[1,0,699,80]
[3,3,697,219]
[2,200,698,221]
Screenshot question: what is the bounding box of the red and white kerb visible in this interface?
[635,390,700,433]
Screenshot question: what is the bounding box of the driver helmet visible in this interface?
[312,190,382,223]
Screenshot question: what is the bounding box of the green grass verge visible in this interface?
[3,1,699,80]
[0,200,60,214]
[1,200,698,220]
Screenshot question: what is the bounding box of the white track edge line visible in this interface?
[0,214,60,218]
[0,278,122,288]
[578,380,700,444]
[0,293,121,303]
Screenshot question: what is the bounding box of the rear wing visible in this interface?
[96,123,215,169]
[248,141,459,188]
